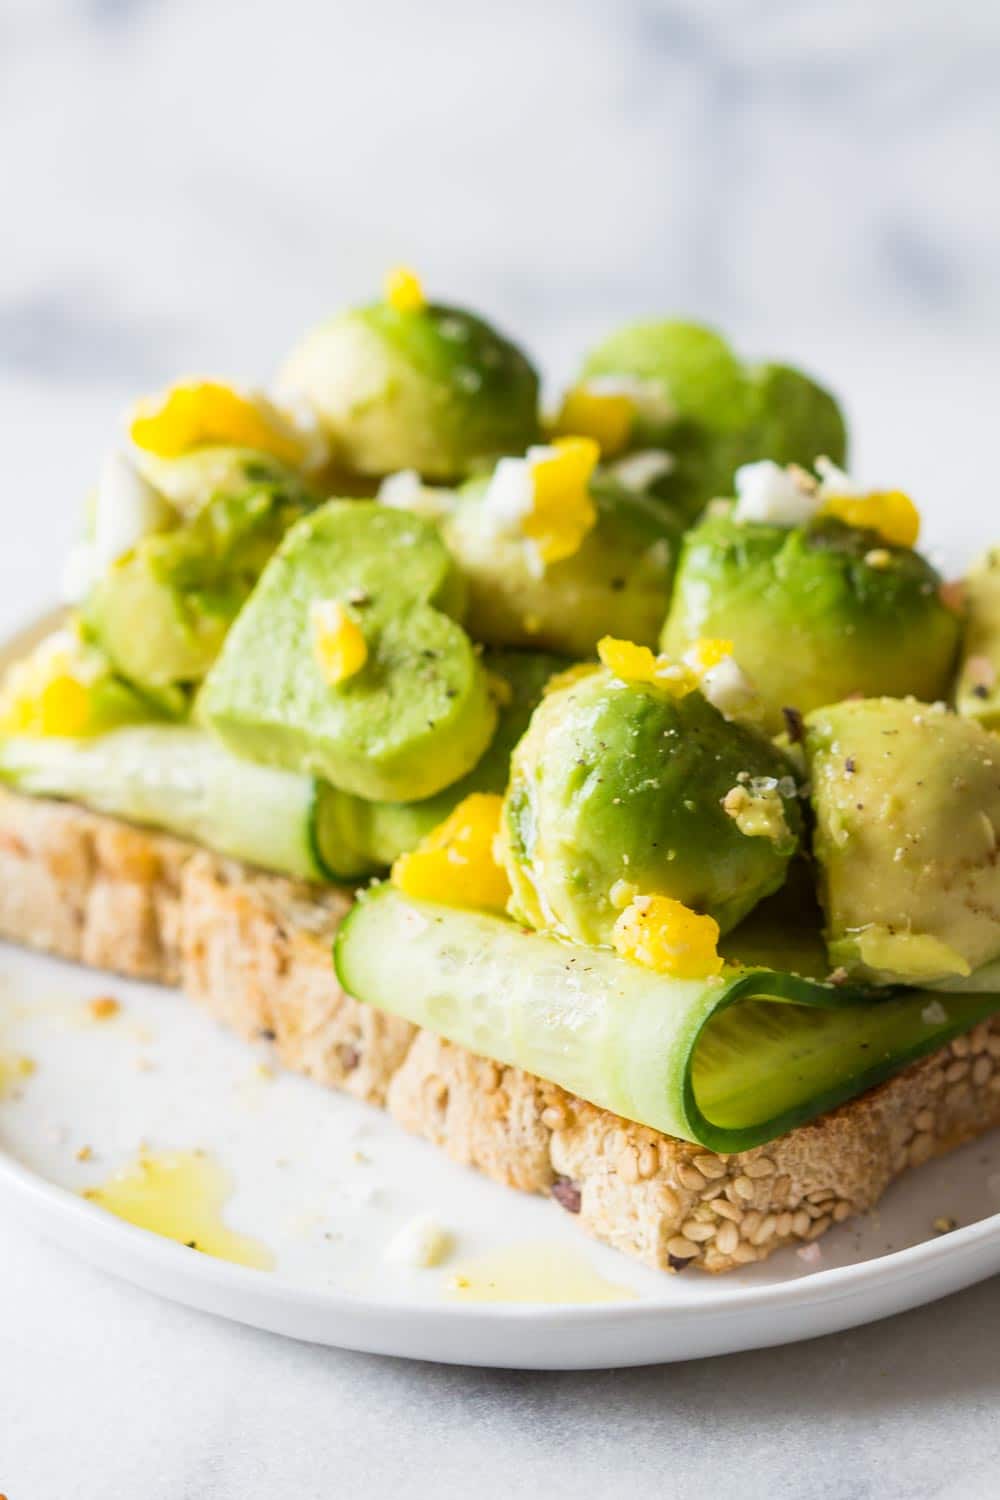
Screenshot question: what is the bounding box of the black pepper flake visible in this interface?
[845,756,857,774]
[551,1175,582,1214]
[257,1027,277,1042]
[186,1241,199,1250]
[973,684,990,700]
[781,706,805,744]
[609,577,626,592]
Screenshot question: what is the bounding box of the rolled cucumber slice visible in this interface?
[0,727,333,884]
[335,885,1000,1151]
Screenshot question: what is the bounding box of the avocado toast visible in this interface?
[2,269,998,1275]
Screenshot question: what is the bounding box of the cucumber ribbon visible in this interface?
[0,728,332,884]
[335,885,1000,1152]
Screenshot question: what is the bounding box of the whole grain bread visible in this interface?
[1,786,998,1274]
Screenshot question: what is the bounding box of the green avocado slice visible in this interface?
[314,647,566,878]
[661,511,961,734]
[955,546,1000,727]
[805,697,1000,985]
[579,321,847,522]
[501,666,802,946]
[278,301,540,481]
[86,465,318,707]
[443,475,683,658]
[200,500,497,802]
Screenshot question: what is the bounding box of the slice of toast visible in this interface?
[1,785,998,1275]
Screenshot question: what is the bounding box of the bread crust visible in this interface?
[1,786,997,1274]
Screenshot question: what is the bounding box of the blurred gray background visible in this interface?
[3,0,998,607]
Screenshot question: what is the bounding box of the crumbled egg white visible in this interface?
[733,460,819,527]
[814,456,859,498]
[605,449,676,491]
[480,455,536,534]
[376,468,454,522]
[479,440,598,576]
[699,654,758,720]
[94,450,172,571]
[377,469,424,509]
[383,1214,453,1269]
[62,451,173,604]
[61,543,100,606]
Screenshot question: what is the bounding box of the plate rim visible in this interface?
[3,1133,1000,1329]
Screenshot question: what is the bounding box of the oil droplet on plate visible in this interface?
[0,1051,36,1099]
[82,1150,274,1270]
[446,1242,635,1304]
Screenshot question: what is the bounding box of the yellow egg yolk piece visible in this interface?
[612,894,723,979]
[820,490,921,548]
[683,637,735,675]
[129,381,308,465]
[522,437,600,566]
[384,265,427,313]
[310,599,368,685]
[551,384,635,458]
[597,637,697,698]
[392,793,511,914]
[0,631,98,737]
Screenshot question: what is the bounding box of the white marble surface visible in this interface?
[3,2,1000,1495]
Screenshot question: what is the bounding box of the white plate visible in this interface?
[2,942,1000,1368]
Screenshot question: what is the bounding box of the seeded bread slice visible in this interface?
[1,786,998,1274]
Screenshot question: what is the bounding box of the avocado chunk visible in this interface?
[278,301,539,482]
[805,698,1000,984]
[578,322,847,522]
[955,547,1000,727]
[499,667,802,946]
[316,648,566,878]
[86,463,318,709]
[130,446,319,518]
[443,473,683,657]
[661,510,961,734]
[200,501,497,802]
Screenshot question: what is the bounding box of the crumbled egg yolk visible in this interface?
[129,380,312,467]
[819,489,921,549]
[683,638,734,675]
[551,375,674,458]
[480,438,600,572]
[392,793,510,914]
[735,458,923,549]
[384,265,427,313]
[551,384,636,458]
[0,629,98,737]
[597,637,697,698]
[598,636,759,720]
[310,599,368,685]
[522,437,600,566]
[612,894,723,979]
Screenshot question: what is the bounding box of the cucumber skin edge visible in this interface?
[333,887,1000,1153]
